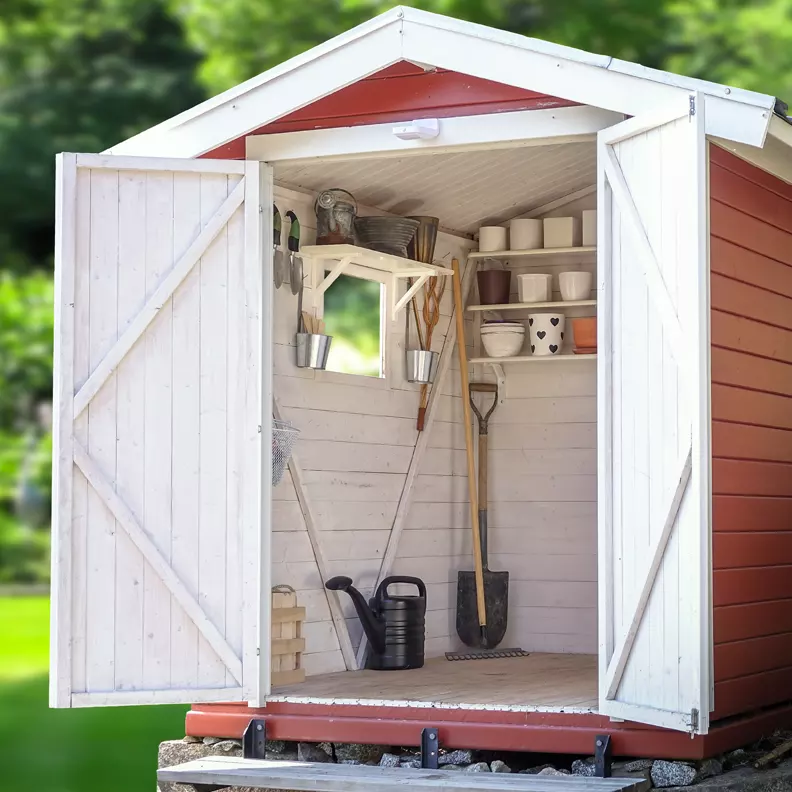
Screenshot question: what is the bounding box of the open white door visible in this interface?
[597,93,711,733]
[50,154,274,708]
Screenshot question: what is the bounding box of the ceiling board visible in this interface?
[274,142,596,235]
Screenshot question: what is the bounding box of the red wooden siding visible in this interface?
[710,144,792,721]
[204,63,577,159]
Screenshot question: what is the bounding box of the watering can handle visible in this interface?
[376,576,427,601]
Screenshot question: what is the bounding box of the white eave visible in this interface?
[106,6,778,159]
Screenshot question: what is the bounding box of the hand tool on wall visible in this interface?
[416,275,447,431]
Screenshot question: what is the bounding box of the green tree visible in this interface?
[174,0,673,94]
[0,0,206,271]
[668,0,792,102]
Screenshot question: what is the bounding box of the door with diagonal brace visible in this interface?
[597,93,712,733]
[50,154,273,708]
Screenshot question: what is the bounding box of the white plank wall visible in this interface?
[270,186,599,665]
[270,186,475,673]
[65,164,252,698]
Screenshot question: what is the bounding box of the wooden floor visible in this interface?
[270,653,598,713]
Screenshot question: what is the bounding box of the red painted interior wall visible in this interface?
[710,145,792,721]
[204,62,576,159]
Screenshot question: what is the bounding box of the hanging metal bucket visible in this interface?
[406,349,439,384]
[296,333,333,369]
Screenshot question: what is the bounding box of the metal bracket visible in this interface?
[421,726,440,769]
[243,718,267,760]
[594,734,612,778]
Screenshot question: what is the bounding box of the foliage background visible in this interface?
[0,0,789,788]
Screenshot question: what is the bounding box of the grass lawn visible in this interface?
[0,596,187,792]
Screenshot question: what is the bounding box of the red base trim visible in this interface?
[186,700,792,759]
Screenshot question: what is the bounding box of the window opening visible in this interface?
[322,272,385,378]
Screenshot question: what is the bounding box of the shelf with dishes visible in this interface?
[471,267,597,361]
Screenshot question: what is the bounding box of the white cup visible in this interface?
[478,226,508,252]
[509,219,543,250]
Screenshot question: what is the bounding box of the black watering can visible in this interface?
[325,576,426,670]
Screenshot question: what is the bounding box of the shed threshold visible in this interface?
[158,757,643,791]
[268,653,598,713]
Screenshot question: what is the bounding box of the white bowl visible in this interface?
[517,273,552,303]
[528,314,565,356]
[558,271,593,301]
[481,322,524,333]
[482,328,525,358]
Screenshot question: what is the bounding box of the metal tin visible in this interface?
[296,333,333,369]
[406,349,439,383]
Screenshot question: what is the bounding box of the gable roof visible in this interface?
[106,6,778,158]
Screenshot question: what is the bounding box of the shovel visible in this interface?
[456,381,509,650]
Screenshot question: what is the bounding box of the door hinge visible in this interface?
[689,96,697,117]
[690,708,699,733]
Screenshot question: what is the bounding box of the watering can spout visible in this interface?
[325,576,386,654]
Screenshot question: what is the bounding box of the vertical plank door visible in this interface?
[597,93,711,733]
[50,154,274,708]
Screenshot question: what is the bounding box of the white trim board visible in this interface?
[105,7,775,159]
[247,107,622,163]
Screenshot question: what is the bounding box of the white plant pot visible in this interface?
[509,219,543,250]
[558,271,593,301]
[518,273,552,303]
[528,313,565,356]
[478,226,508,252]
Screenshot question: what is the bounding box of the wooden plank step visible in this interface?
[157,757,645,791]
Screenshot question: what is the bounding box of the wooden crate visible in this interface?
[271,585,306,686]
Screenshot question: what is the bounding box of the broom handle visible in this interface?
[452,259,487,629]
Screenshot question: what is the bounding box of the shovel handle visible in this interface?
[452,260,487,631]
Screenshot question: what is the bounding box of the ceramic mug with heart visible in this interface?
[528,313,565,356]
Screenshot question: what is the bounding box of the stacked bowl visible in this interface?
[481,321,525,358]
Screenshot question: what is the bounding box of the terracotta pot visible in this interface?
[572,317,597,349]
[477,270,511,305]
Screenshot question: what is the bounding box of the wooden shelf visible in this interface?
[470,353,597,364]
[300,244,452,319]
[468,299,596,312]
[468,246,596,262]
[301,244,454,276]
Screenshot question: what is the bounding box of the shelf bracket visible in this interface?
[393,273,429,320]
[313,256,352,306]
[488,363,506,403]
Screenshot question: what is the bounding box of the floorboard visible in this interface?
[270,653,598,712]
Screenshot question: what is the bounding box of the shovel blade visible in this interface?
[456,569,509,649]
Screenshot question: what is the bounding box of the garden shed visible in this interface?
[50,6,792,766]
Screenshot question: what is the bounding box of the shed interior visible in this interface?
[266,137,601,712]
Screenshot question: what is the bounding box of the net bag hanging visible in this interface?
[272,419,299,485]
